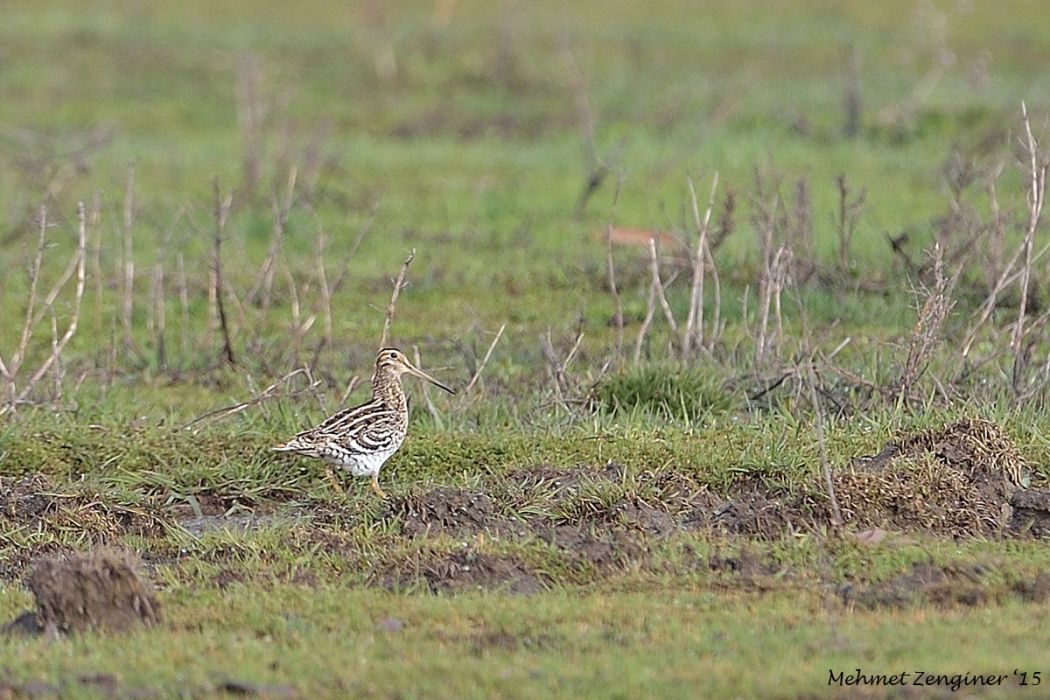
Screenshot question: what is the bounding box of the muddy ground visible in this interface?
[3,418,1050,632]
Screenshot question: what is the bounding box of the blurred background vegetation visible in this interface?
[0,0,1048,422]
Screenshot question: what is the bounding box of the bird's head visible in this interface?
[375,348,455,394]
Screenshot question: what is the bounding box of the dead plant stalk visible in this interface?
[121,165,136,356]
[605,228,625,358]
[1011,101,1047,393]
[1,203,88,416]
[380,249,415,348]
[633,239,660,363]
[464,323,506,394]
[684,172,719,357]
[211,180,236,365]
[182,367,321,432]
[899,244,955,402]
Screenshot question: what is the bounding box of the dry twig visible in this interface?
[463,323,506,394]
[898,244,956,402]
[1,203,88,416]
[683,172,719,356]
[379,249,415,348]
[414,344,443,427]
[633,240,660,363]
[121,165,136,357]
[211,179,236,365]
[182,368,321,432]
[1011,101,1047,393]
[605,228,624,358]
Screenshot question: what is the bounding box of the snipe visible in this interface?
[273,348,454,498]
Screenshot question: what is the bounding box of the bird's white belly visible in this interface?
[322,438,403,477]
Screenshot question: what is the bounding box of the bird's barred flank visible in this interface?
[272,348,453,499]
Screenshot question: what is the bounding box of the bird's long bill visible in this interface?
[406,363,455,394]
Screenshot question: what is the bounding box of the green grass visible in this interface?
[3,0,1050,697]
[6,585,1050,699]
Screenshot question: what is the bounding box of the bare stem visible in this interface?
[633,240,660,363]
[10,206,48,380]
[3,202,88,415]
[212,179,236,365]
[684,172,719,356]
[464,323,506,394]
[121,164,136,355]
[380,249,415,348]
[605,227,624,359]
[182,368,320,432]
[1011,101,1047,393]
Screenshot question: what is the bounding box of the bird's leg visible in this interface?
[370,473,388,499]
[324,468,344,495]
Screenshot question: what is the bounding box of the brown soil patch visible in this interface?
[615,499,679,535]
[841,562,1050,610]
[391,487,510,538]
[1008,489,1050,537]
[685,476,801,538]
[218,679,298,697]
[707,548,790,591]
[377,549,548,595]
[5,548,161,635]
[536,525,646,572]
[165,493,229,518]
[841,563,993,609]
[1,473,170,542]
[387,465,664,541]
[680,418,1032,540]
[466,629,557,655]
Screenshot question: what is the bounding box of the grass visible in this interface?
[2,0,1050,696]
[6,586,1050,699]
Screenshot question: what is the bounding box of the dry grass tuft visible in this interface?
[894,418,1027,491]
[1,473,169,546]
[834,418,1026,536]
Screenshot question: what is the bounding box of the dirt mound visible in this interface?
[678,419,1030,540]
[0,473,170,543]
[1008,490,1050,537]
[860,418,1026,491]
[4,548,161,635]
[377,549,547,594]
[833,419,1027,537]
[833,453,1006,536]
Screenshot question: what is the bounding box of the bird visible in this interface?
[272,348,454,498]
